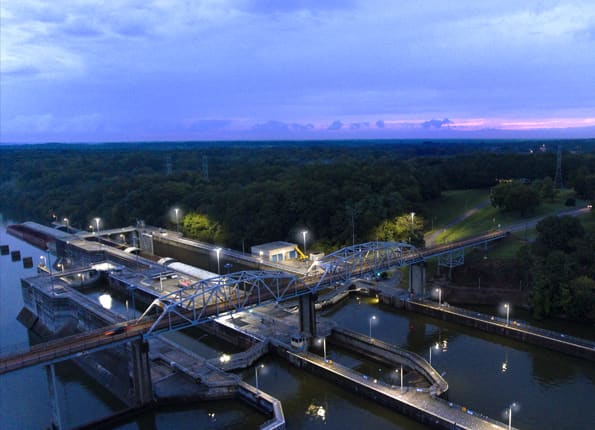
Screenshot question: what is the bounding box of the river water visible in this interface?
[1,222,594,429]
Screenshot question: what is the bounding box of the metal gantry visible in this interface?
[139,270,306,336]
[309,241,424,288]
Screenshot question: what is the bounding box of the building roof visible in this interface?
[251,241,297,252]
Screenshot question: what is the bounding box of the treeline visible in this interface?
[519,216,595,319]
[1,140,594,252]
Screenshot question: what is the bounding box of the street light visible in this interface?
[302,230,308,254]
[507,402,517,430]
[410,212,415,233]
[174,208,180,232]
[318,337,327,361]
[255,363,264,390]
[94,217,101,233]
[397,364,404,392]
[504,303,510,326]
[369,315,376,339]
[435,288,442,306]
[63,218,69,228]
[215,248,222,275]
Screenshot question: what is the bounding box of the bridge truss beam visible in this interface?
[309,241,424,288]
[139,270,306,337]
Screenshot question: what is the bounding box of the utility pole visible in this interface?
[554,145,563,189]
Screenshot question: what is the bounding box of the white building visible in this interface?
[251,241,298,262]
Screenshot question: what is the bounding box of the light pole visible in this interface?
[63,218,69,228]
[410,212,415,233]
[436,288,442,306]
[302,230,308,254]
[215,248,222,275]
[400,364,404,392]
[94,217,101,234]
[369,315,376,339]
[318,337,327,361]
[174,208,180,232]
[507,402,517,430]
[255,363,264,390]
[504,303,510,326]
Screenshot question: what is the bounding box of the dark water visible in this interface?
[2,222,595,429]
[322,297,595,430]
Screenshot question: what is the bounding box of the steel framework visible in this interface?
[139,270,306,336]
[309,241,424,287]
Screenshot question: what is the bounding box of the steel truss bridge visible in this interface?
[139,232,508,336]
[140,241,426,336]
[0,232,508,374]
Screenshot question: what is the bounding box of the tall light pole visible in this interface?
[174,208,180,232]
[215,248,222,275]
[302,230,308,254]
[319,337,327,361]
[429,343,438,365]
[400,364,403,392]
[504,303,510,326]
[507,402,517,430]
[436,288,442,306]
[410,212,415,233]
[255,363,264,390]
[369,315,376,339]
[94,217,101,234]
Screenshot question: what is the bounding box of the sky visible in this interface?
[1,0,595,143]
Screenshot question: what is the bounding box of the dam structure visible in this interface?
[0,221,526,429]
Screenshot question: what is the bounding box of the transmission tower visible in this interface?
[202,155,209,182]
[554,145,563,189]
[165,155,172,176]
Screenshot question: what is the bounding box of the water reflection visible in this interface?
[322,295,595,430]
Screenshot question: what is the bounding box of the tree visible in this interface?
[540,176,555,202]
[560,276,595,319]
[534,216,585,255]
[490,181,541,216]
[372,213,425,247]
[182,213,224,243]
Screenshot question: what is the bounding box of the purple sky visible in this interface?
[1,0,594,142]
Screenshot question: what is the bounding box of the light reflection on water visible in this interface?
[322,295,595,430]
[3,221,595,429]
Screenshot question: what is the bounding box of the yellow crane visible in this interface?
[295,246,308,261]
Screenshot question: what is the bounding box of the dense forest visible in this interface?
[1,140,594,251]
[1,139,594,319]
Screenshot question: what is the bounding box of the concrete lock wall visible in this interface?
[409,263,426,295]
[406,301,595,361]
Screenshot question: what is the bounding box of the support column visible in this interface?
[298,293,317,338]
[45,364,62,430]
[130,338,153,405]
[408,263,426,296]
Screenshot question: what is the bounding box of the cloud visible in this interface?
[2,113,103,134]
[350,122,370,130]
[186,119,232,132]
[421,118,454,129]
[241,0,356,14]
[328,120,343,130]
[252,120,314,132]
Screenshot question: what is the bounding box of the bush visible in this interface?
[565,198,576,207]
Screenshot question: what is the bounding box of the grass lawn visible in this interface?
[434,188,587,243]
[422,188,490,233]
